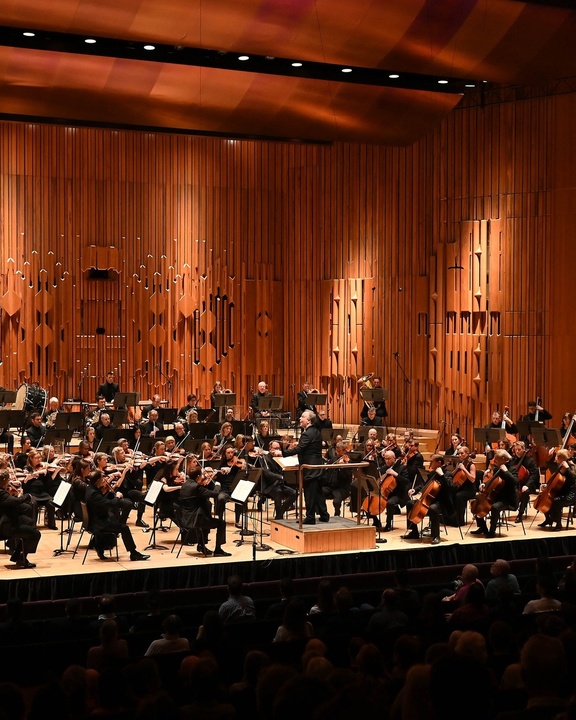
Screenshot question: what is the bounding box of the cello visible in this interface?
[408,472,442,525]
[361,470,396,517]
[470,463,504,518]
[533,448,571,515]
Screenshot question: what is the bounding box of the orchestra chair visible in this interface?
[170,503,204,558]
[72,502,119,564]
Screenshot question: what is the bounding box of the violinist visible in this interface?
[213,445,247,522]
[144,440,169,486]
[0,468,41,569]
[401,430,415,454]
[256,420,274,451]
[401,440,425,484]
[178,463,231,557]
[110,446,149,528]
[471,449,518,538]
[251,439,297,520]
[377,450,410,532]
[382,432,402,459]
[325,434,345,462]
[197,441,217,465]
[14,436,32,471]
[508,440,540,523]
[165,435,185,458]
[321,441,353,517]
[23,448,58,529]
[93,450,133,524]
[212,421,234,455]
[69,458,92,519]
[84,426,97,452]
[449,445,478,526]
[536,449,576,530]
[84,470,150,562]
[404,454,454,545]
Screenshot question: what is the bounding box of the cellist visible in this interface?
[450,445,478,527]
[536,448,576,530]
[508,440,540,523]
[470,449,518,538]
[374,450,409,532]
[404,454,454,545]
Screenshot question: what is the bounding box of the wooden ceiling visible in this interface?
[0,0,574,145]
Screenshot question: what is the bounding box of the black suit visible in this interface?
[0,489,41,558]
[178,478,226,549]
[85,485,137,554]
[97,382,119,403]
[284,423,327,522]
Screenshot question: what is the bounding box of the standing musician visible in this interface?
[296,382,317,420]
[24,412,47,448]
[84,470,150,561]
[96,371,119,404]
[0,468,41,569]
[448,445,478,526]
[371,450,410,531]
[471,449,518,538]
[250,381,271,420]
[536,449,576,530]
[140,408,163,438]
[359,375,388,421]
[177,460,232,557]
[403,454,454,545]
[522,400,552,425]
[283,409,328,525]
[321,441,353,517]
[508,440,540,523]
[246,438,297,520]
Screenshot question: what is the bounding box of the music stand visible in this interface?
[52,480,73,556]
[361,388,389,403]
[0,390,17,405]
[158,407,178,425]
[473,428,505,447]
[258,396,283,412]
[109,409,128,427]
[183,439,205,454]
[231,471,260,552]
[531,427,562,449]
[516,420,543,438]
[307,393,327,406]
[53,412,71,430]
[137,436,156,455]
[143,480,169,550]
[114,392,140,409]
[197,408,215,422]
[44,428,74,451]
[0,409,26,429]
[213,393,236,423]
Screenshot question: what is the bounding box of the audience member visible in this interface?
[144,614,191,656]
[218,574,256,624]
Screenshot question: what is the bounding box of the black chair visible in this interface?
[72,502,118,564]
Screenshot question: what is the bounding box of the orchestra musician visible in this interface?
[178,394,201,423]
[42,396,61,428]
[536,449,576,530]
[155,457,186,523]
[448,445,478,526]
[444,433,464,458]
[382,432,402,459]
[140,408,164,438]
[165,435,185,457]
[177,460,231,557]
[22,448,58,529]
[110,445,149,528]
[213,445,247,524]
[94,412,115,441]
[471,449,518,538]
[484,410,518,450]
[401,440,425,484]
[24,412,47,449]
[68,458,92,520]
[361,407,383,427]
[0,468,41,569]
[93,451,133,524]
[96,371,119,404]
[314,408,333,433]
[283,409,328,525]
[210,380,224,410]
[143,440,170,487]
[522,400,552,425]
[370,450,410,531]
[508,440,540,523]
[296,382,317,420]
[251,381,271,419]
[140,394,163,421]
[224,407,236,423]
[84,470,150,562]
[172,422,190,448]
[212,421,234,455]
[245,437,297,520]
[86,397,108,428]
[14,436,32,470]
[321,441,353,517]
[403,454,454,545]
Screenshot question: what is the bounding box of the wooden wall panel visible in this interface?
[1,90,575,435]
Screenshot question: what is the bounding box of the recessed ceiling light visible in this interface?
[342,68,352,73]
[438,79,448,84]
[23,32,35,37]
[389,74,400,79]
[143,44,155,51]
[85,38,96,44]
[291,62,303,67]
[465,83,476,88]
[238,55,249,61]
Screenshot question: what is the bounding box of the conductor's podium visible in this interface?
[270,516,376,554]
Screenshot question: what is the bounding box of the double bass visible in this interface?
[470,463,504,518]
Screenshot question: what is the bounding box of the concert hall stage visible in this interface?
[1,507,576,605]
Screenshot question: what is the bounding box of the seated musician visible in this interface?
[508,440,540,523]
[0,425,14,454]
[140,394,163,421]
[325,434,345,462]
[172,422,189,448]
[86,397,108,428]
[0,468,41,569]
[382,432,402,458]
[177,460,231,557]
[140,408,164,438]
[359,375,388,421]
[198,441,217,465]
[246,438,296,520]
[165,435,185,457]
[22,448,58,529]
[76,440,94,464]
[155,458,186,522]
[68,458,92,519]
[402,440,425,484]
[24,412,46,449]
[224,407,237,423]
[94,412,115,441]
[321,441,353,517]
[177,394,201,423]
[444,433,464,459]
[296,382,317,421]
[14,437,32,470]
[537,449,576,530]
[448,445,477,526]
[213,445,246,524]
[361,407,383,427]
[143,440,169,487]
[315,408,333,432]
[256,420,279,451]
[251,381,271,420]
[471,449,518,538]
[110,445,149,528]
[84,470,149,562]
[372,450,409,531]
[484,410,518,454]
[213,421,234,455]
[210,380,224,409]
[404,454,454,545]
[93,451,133,524]
[42,396,61,428]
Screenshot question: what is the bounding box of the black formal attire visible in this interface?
[405,466,455,540]
[508,452,540,519]
[178,403,200,422]
[25,422,46,448]
[0,488,41,559]
[250,452,296,520]
[378,461,410,530]
[473,464,519,537]
[119,464,147,524]
[94,421,115,441]
[321,455,353,516]
[361,416,383,427]
[178,477,227,550]
[23,464,59,528]
[213,459,243,521]
[360,397,388,420]
[140,404,161,421]
[522,408,552,424]
[85,484,138,554]
[140,418,164,438]
[295,390,317,421]
[0,428,14,453]
[284,423,327,523]
[251,392,271,422]
[450,458,478,526]
[404,450,425,484]
[96,381,119,404]
[540,461,576,528]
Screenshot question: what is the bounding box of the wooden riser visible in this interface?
[270,517,376,554]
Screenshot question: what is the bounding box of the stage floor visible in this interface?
[2,503,575,590]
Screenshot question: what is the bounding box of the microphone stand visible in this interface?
[157,365,173,409]
[393,352,411,429]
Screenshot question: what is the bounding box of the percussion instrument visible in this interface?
[14,383,47,414]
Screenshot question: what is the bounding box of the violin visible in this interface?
[401,447,417,465]
[470,463,504,517]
